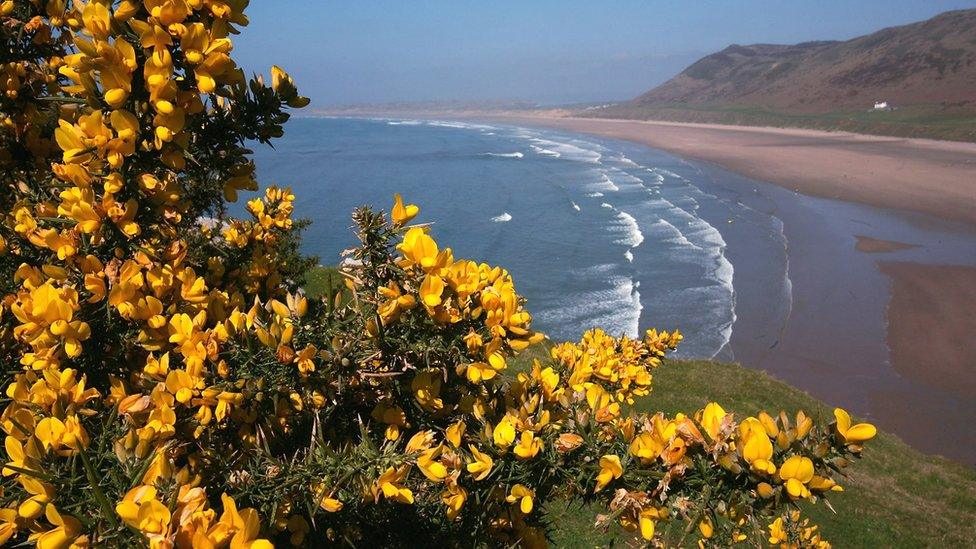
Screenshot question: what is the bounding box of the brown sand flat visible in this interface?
[489,116,976,225]
[879,262,976,398]
[855,235,920,253]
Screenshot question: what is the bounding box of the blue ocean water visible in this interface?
[249,116,976,461]
[251,117,792,358]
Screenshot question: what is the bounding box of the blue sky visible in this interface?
[234,1,976,106]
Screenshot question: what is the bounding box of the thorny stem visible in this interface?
[80,447,121,529]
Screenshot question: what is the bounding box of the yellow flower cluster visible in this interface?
[580,404,868,544]
[768,511,831,549]
[0,2,877,547]
[552,327,682,419]
[0,1,308,546]
[385,203,544,382]
[116,484,272,549]
[351,201,875,544]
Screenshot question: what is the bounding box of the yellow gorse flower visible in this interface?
[373,466,415,504]
[492,418,517,448]
[834,408,877,444]
[391,193,419,227]
[441,483,467,520]
[506,484,534,514]
[513,431,543,460]
[0,3,876,545]
[466,445,494,481]
[595,454,623,492]
[739,417,776,474]
[779,455,815,499]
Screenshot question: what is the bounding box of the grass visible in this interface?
[302,265,345,299]
[593,103,976,142]
[514,350,976,547]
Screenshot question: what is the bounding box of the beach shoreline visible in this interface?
[476,115,976,226]
[306,114,976,462]
[473,115,976,463]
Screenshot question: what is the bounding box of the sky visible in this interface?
[234,1,976,107]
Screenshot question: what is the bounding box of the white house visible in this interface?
[873,101,889,110]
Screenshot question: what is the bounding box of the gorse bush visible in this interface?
[0,2,877,547]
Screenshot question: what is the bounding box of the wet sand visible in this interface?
[855,235,919,253]
[879,262,976,398]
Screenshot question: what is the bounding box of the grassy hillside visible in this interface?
[511,348,976,547]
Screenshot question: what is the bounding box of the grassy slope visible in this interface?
[532,354,976,547]
[302,269,976,546]
[302,266,345,299]
[593,103,976,143]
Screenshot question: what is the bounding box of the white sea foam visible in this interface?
[640,179,737,359]
[525,137,601,163]
[491,212,512,222]
[425,120,497,131]
[425,121,468,129]
[587,173,619,193]
[612,211,645,248]
[600,202,613,209]
[648,218,699,249]
[574,263,618,276]
[533,275,641,338]
[531,145,561,158]
[603,170,644,193]
[387,119,422,126]
[653,168,683,179]
[624,250,634,262]
[614,155,639,167]
[614,172,644,185]
[482,152,524,159]
[586,192,604,197]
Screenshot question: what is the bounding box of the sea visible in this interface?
[250,117,793,359]
[248,116,976,461]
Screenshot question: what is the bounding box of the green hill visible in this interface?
[596,9,976,142]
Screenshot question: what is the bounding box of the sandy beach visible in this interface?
[482,115,976,463]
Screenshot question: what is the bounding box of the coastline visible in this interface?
[471,115,976,463]
[473,115,976,226]
[302,114,976,462]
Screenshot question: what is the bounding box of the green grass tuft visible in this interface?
[302,266,345,299]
